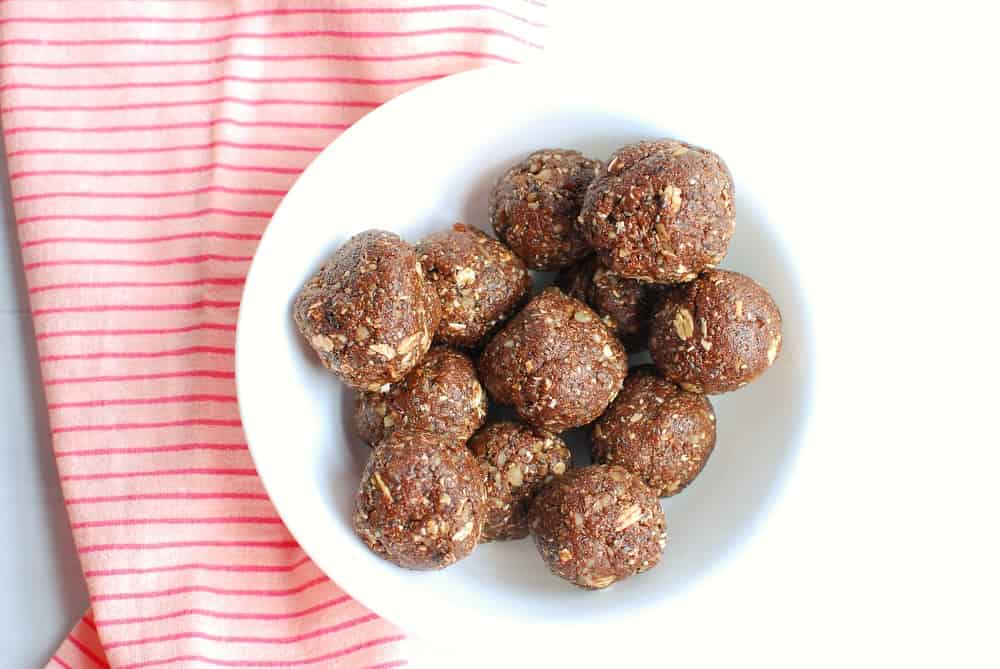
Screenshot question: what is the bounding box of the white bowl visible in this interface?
[236,65,814,657]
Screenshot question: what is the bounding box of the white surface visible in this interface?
[238,63,813,658]
[0,135,90,664]
[5,2,999,667]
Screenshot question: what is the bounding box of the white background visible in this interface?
[3,1,998,666]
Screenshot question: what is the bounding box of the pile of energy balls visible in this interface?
[294,139,782,590]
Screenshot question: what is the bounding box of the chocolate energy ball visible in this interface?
[578,139,735,283]
[649,269,782,394]
[353,430,486,570]
[417,223,532,348]
[478,288,628,433]
[592,366,716,496]
[529,465,666,590]
[355,347,487,446]
[557,255,661,351]
[468,421,572,541]
[294,230,440,391]
[489,149,600,271]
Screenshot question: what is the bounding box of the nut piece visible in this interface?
[468,421,572,541]
[478,288,628,432]
[369,343,396,360]
[529,465,666,590]
[650,270,782,394]
[489,149,600,270]
[614,504,645,531]
[592,366,716,496]
[353,430,486,570]
[581,574,617,589]
[451,521,475,542]
[417,223,531,348]
[578,139,735,283]
[673,308,694,341]
[355,347,487,446]
[293,230,440,390]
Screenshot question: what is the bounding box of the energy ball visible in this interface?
[649,269,782,394]
[578,139,735,283]
[353,430,486,570]
[529,465,666,590]
[557,255,661,351]
[355,347,487,446]
[293,230,440,391]
[468,421,572,541]
[478,288,628,432]
[592,366,716,496]
[489,149,600,271]
[417,223,531,348]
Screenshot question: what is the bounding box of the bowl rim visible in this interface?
[235,62,816,654]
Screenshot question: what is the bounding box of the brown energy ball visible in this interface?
[529,465,666,590]
[353,430,486,570]
[592,366,716,496]
[478,288,628,432]
[578,139,735,284]
[649,269,782,394]
[355,347,487,446]
[294,230,440,391]
[468,421,572,541]
[557,255,662,351]
[417,223,532,348]
[489,149,600,271]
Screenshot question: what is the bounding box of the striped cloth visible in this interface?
[0,2,545,667]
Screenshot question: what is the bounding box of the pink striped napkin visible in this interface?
[0,2,544,667]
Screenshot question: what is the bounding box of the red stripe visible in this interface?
[23,231,261,248]
[17,208,271,226]
[116,635,404,669]
[0,6,545,27]
[7,140,323,157]
[0,51,516,74]
[36,323,236,339]
[1,72,445,93]
[0,27,542,48]
[3,96,380,114]
[63,467,255,482]
[35,301,239,316]
[11,163,301,180]
[72,515,281,530]
[14,184,284,202]
[50,394,237,410]
[104,612,379,650]
[41,345,234,361]
[6,117,349,136]
[56,442,246,458]
[0,93,382,114]
[46,370,233,386]
[34,300,239,316]
[85,555,311,577]
[80,615,97,631]
[52,417,242,434]
[97,595,350,627]
[24,254,253,271]
[51,655,72,669]
[65,492,268,506]
[92,575,327,602]
[78,539,298,554]
[66,635,109,669]
[364,662,409,669]
[40,345,234,361]
[30,278,245,294]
